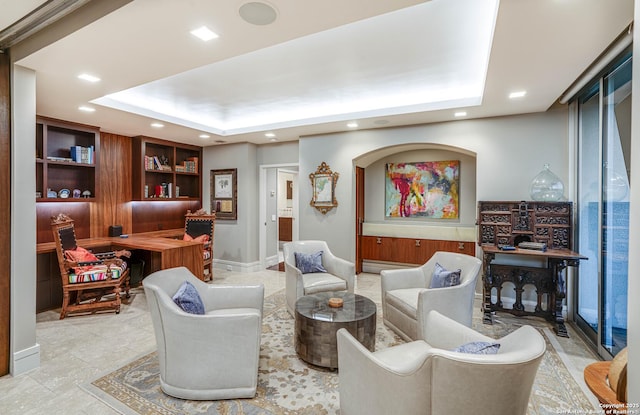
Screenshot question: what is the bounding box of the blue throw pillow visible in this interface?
[429,262,461,288]
[452,341,501,354]
[294,251,327,274]
[172,280,205,315]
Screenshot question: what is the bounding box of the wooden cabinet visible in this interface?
[477,200,572,249]
[477,201,584,337]
[131,136,202,201]
[36,117,99,201]
[362,235,474,265]
[279,217,293,241]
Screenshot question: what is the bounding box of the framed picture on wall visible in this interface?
[210,168,237,220]
[385,160,460,219]
[309,161,339,214]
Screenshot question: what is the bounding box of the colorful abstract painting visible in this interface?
[385,161,460,219]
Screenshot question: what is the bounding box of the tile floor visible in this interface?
[0,269,601,414]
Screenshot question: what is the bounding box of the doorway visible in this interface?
[259,164,299,270]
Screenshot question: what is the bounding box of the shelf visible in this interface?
[35,197,95,203]
[46,160,95,168]
[132,135,202,201]
[36,117,100,202]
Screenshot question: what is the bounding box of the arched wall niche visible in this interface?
[354,142,478,228]
[355,142,477,168]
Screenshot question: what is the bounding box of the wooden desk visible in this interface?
[481,246,587,337]
[36,229,204,312]
[37,229,203,279]
[109,235,204,280]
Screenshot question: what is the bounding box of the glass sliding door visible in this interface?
[576,84,600,344]
[576,54,631,358]
[601,57,631,356]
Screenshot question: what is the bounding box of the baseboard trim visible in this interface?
[12,343,40,375]
[213,259,262,273]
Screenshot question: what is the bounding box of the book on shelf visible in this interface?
[47,156,74,162]
[70,145,94,164]
[153,156,162,170]
[175,157,198,173]
[186,156,198,173]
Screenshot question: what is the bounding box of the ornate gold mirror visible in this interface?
[309,162,339,214]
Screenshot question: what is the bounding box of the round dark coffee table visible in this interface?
[294,291,376,369]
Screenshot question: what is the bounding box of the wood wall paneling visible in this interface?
[131,200,201,233]
[36,202,91,243]
[93,133,132,236]
[361,236,475,265]
[0,49,11,376]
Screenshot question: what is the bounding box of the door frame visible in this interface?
[258,163,299,268]
[355,166,364,273]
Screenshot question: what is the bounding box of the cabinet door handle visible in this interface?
[415,240,421,247]
[458,242,465,250]
[376,237,382,244]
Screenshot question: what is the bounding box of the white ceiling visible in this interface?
[6,0,635,147]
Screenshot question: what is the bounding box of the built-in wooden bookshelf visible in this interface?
[131,135,202,201]
[36,117,99,202]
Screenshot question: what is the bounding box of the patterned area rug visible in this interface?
[82,290,596,415]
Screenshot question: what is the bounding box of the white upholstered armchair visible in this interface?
[283,240,355,316]
[381,251,482,341]
[337,310,546,415]
[143,267,264,400]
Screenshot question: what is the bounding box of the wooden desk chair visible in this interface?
[184,209,216,281]
[51,213,131,319]
[584,347,627,409]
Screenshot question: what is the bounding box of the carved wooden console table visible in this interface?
[478,201,586,337]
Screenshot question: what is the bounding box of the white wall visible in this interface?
[203,143,259,269]
[265,168,278,259]
[277,171,295,213]
[257,141,299,165]
[298,109,569,261]
[11,65,39,374]
[204,141,299,269]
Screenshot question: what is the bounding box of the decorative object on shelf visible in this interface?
[47,189,57,198]
[309,162,339,214]
[210,168,237,220]
[385,160,460,219]
[58,188,70,199]
[36,191,42,199]
[82,190,92,198]
[529,163,565,201]
[72,189,81,198]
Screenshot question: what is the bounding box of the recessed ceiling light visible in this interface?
[454,111,467,117]
[190,26,219,41]
[151,122,164,128]
[78,106,95,112]
[239,2,278,26]
[347,122,358,128]
[265,132,276,138]
[509,90,527,99]
[199,134,210,139]
[78,73,100,83]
